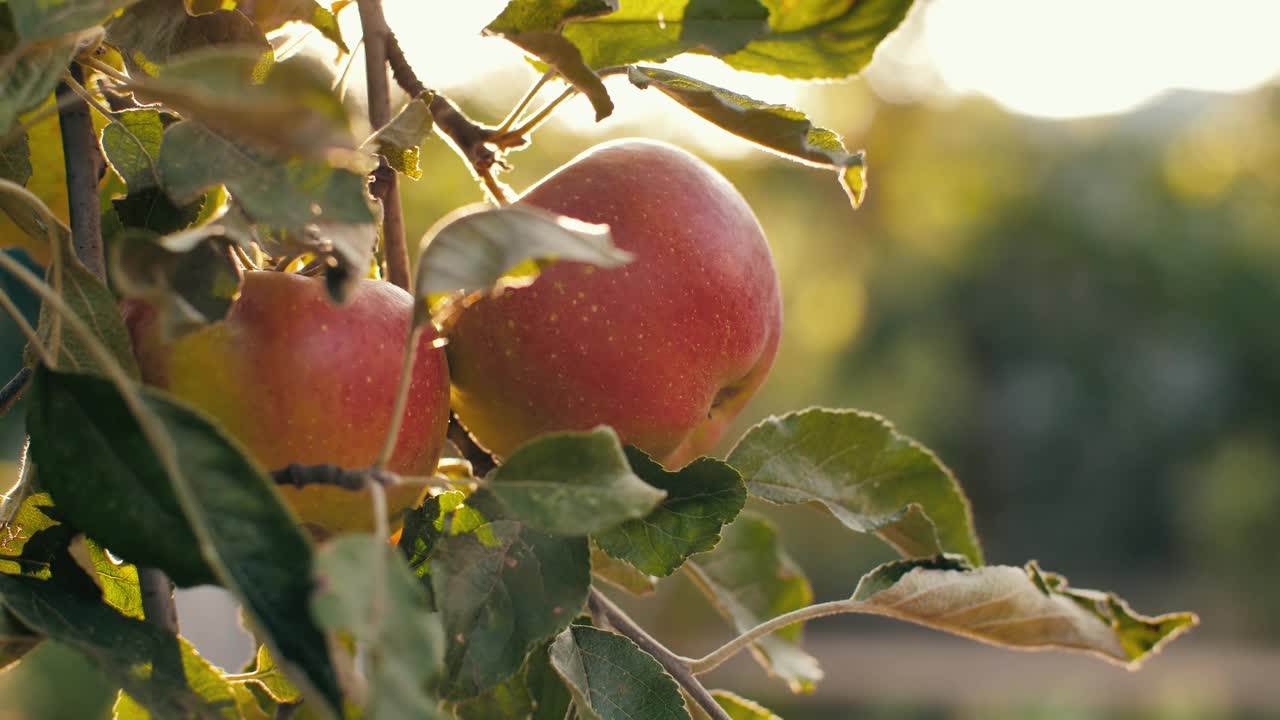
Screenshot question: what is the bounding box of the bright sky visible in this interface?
[372,0,1280,129]
[877,0,1280,119]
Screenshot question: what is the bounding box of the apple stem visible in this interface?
[587,588,734,720]
[494,70,557,136]
[490,66,632,151]
[373,324,420,470]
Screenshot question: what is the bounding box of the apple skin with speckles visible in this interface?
[447,139,782,469]
[124,271,451,475]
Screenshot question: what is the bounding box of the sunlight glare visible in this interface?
[910,0,1280,118]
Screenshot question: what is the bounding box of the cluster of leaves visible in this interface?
[0,1,1198,719]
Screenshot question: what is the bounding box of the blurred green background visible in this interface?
[5,1,1280,717]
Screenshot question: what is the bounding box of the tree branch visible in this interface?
[587,589,732,720]
[380,23,504,190]
[55,64,105,279]
[356,0,410,291]
[61,62,180,633]
[139,567,179,632]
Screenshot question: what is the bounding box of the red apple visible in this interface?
[447,139,782,468]
[125,270,451,475]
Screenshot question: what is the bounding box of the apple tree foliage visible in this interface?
[0,1,1197,718]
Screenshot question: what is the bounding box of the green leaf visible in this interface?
[0,492,79,583]
[111,229,242,340]
[590,545,656,596]
[25,369,343,715]
[101,109,164,192]
[0,574,239,718]
[255,221,377,304]
[627,66,867,207]
[848,555,1198,668]
[228,645,302,704]
[485,1,618,121]
[0,39,77,137]
[549,624,690,720]
[728,408,983,565]
[26,368,215,586]
[87,538,143,620]
[594,447,744,577]
[687,512,820,693]
[451,638,571,720]
[311,534,447,720]
[125,49,355,158]
[554,0,912,80]
[487,427,666,536]
[159,120,375,228]
[452,670,534,720]
[9,0,138,41]
[416,204,629,320]
[429,496,590,698]
[722,0,915,79]
[30,234,142,377]
[366,95,435,180]
[0,130,32,186]
[107,0,271,78]
[527,638,572,720]
[559,0,769,69]
[240,0,350,54]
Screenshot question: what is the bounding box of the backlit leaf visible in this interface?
[628,66,867,207]
[728,408,983,565]
[849,555,1199,669]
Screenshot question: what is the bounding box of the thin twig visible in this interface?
[491,66,630,150]
[0,367,33,417]
[497,86,575,146]
[56,64,105,279]
[382,28,499,174]
[688,598,854,675]
[356,0,410,291]
[332,36,366,98]
[587,589,732,720]
[494,70,555,136]
[80,55,131,84]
